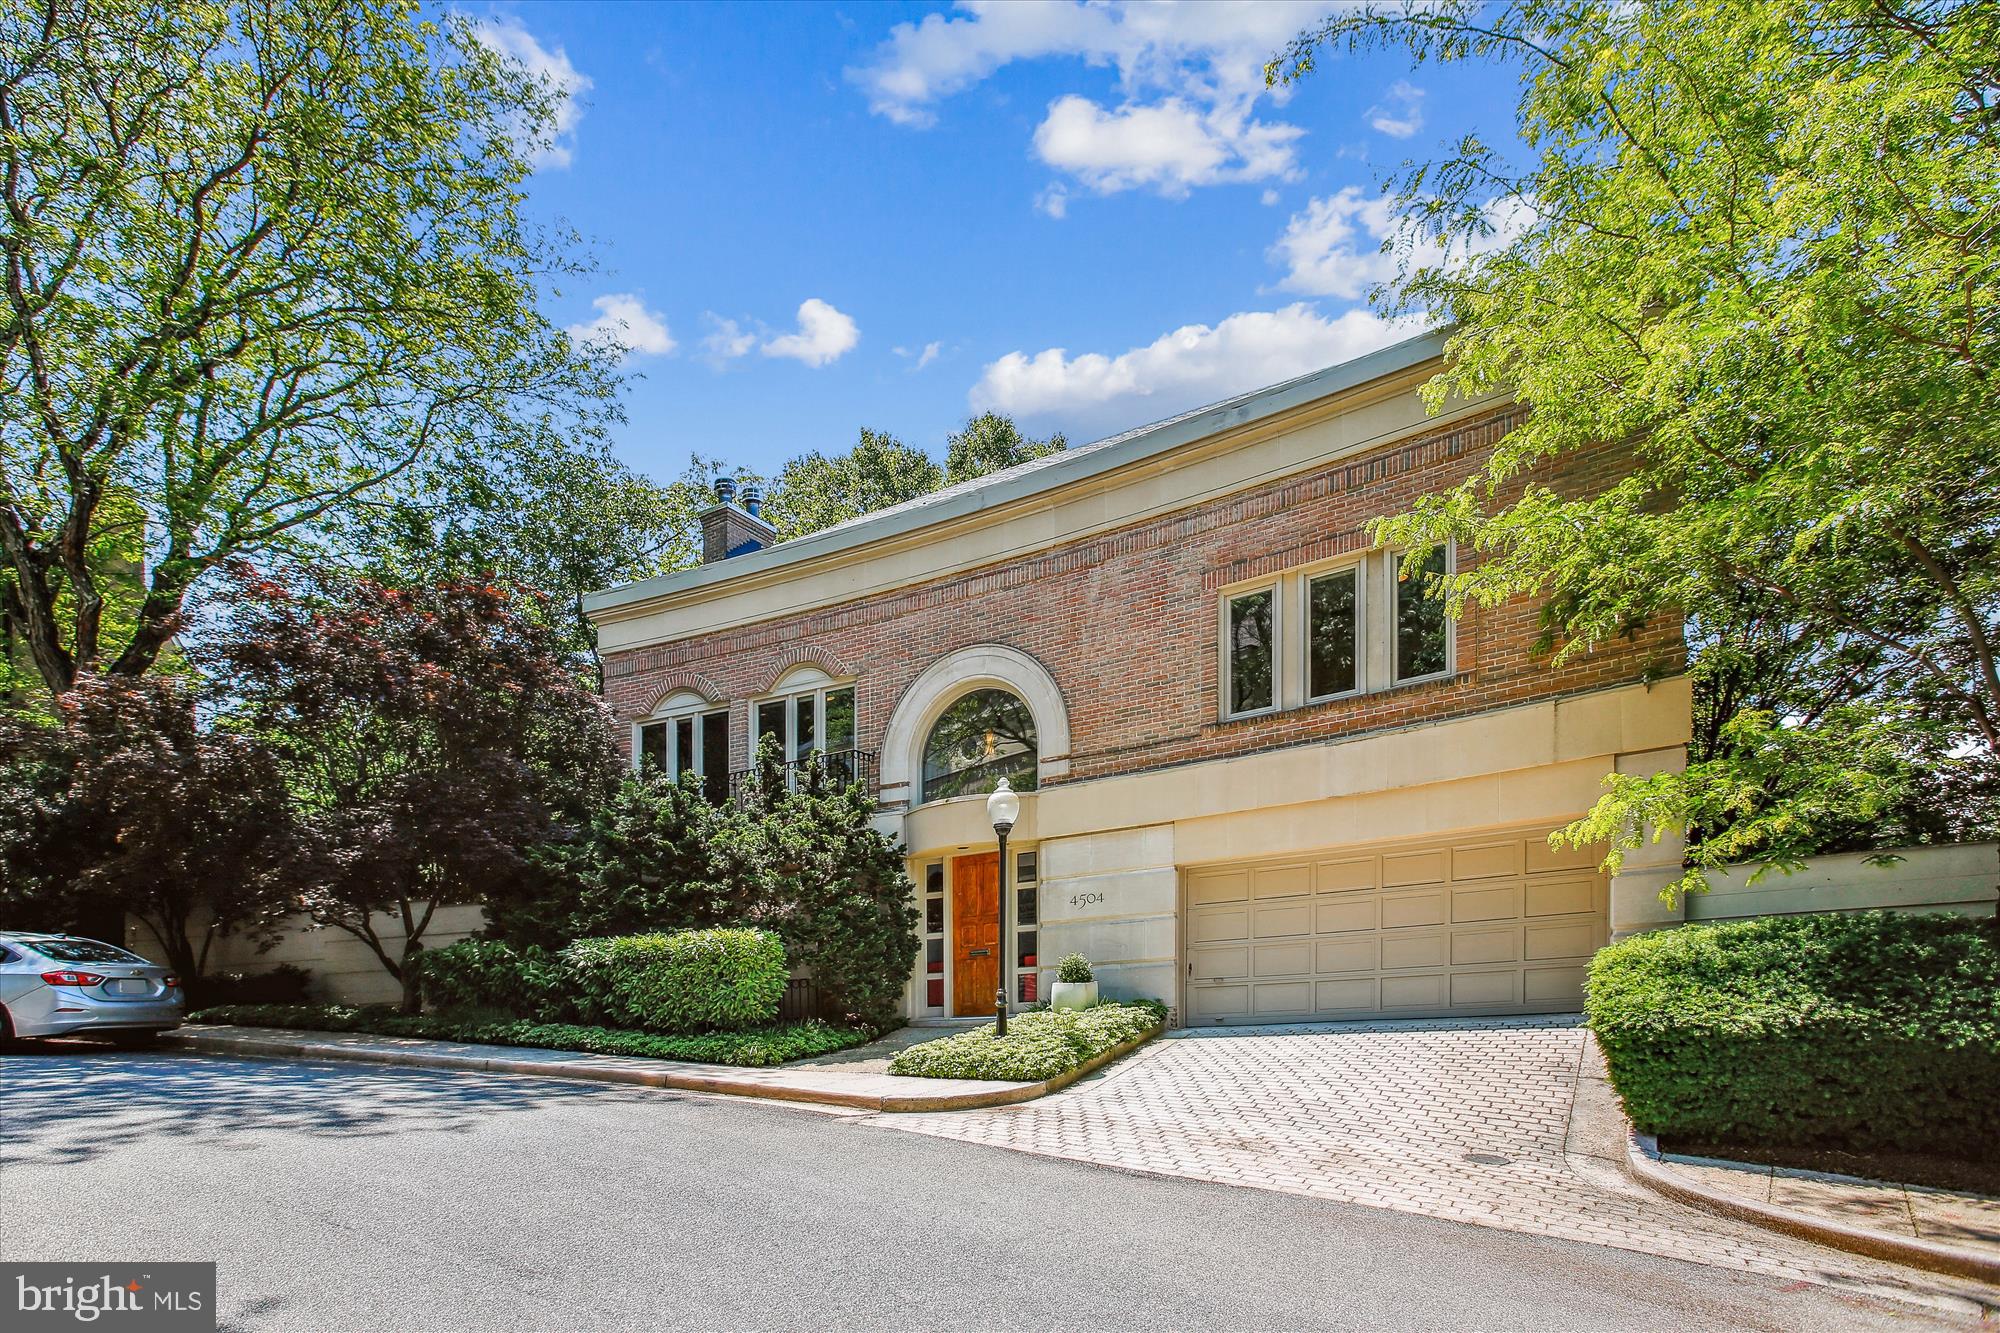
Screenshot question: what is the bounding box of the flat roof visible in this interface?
[585,327,1447,618]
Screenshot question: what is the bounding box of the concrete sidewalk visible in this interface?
[160,1021,1154,1113]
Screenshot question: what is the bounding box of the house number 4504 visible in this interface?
[1068,890,1105,910]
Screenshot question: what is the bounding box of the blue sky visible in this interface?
[472,2,1525,483]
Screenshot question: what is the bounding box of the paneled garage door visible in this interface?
[1183,827,1608,1024]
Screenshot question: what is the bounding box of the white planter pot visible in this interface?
[1050,980,1098,1011]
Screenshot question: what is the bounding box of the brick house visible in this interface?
[584,331,1692,1026]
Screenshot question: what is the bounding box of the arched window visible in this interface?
[921,688,1037,803]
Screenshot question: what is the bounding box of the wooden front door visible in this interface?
[951,852,1000,1016]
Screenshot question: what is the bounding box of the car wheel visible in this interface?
[0,1005,20,1054]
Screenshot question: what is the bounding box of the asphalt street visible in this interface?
[0,1046,1964,1331]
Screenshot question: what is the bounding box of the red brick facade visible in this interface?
[601,404,1685,789]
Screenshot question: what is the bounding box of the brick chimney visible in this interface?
[701,476,777,563]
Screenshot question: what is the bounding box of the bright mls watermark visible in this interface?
[4,1264,214,1331]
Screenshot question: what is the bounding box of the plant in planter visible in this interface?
[1051,953,1097,1011]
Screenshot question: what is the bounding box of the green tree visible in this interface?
[0,0,617,696]
[1272,0,2000,896]
[762,428,941,542]
[943,412,1067,485]
[213,565,621,1012]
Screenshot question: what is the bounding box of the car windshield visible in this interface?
[23,938,147,964]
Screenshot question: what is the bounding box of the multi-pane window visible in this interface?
[1306,567,1359,700]
[755,681,857,777]
[1015,850,1039,1004]
[1218,545,1453,719]
[1225,588,1275,715]
[1395,548,1450,682]
[635,705,731,804]
[922,862,945,1012]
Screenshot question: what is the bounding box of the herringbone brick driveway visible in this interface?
[880,1017,1997,1319]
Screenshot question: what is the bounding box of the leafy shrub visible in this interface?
[1587,912,2000,1158]
[889,1000,1166,1081]
[417,939,559,1018]
[559,928,787,1032]
[497,745,918,1030]
[183,964,313,1011]
[1055,953,1093,984]
[184,1003,872,1068]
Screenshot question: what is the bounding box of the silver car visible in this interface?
[0,932,183,1046]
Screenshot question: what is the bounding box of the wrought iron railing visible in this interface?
[727,748,878,800]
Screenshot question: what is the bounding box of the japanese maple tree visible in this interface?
[212,565,620,1011]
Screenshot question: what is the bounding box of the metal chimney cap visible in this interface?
[713,476,738,504]
[740,482,764,516]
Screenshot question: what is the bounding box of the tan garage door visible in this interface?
[1183,827,1607,1024]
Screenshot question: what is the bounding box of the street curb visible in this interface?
[1624,1131,2000,1288]
[159,1022,1163,1114]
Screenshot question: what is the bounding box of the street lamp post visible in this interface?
[987,778,1020,1038]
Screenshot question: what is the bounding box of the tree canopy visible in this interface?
[1273,0,2000,893]
[0,0,620,697]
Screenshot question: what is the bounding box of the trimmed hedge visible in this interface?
[417,940,558,1018]
[559,929,787,1032]
[889,1001,1166,1081]
[185,1003,871,1068]
[1587,912,2000,1158]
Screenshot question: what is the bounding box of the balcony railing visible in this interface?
[728,748,878,800]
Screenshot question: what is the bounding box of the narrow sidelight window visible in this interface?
[1227,588,1275,714]
[1306,568,1359,699]
[1395,548,1451,682]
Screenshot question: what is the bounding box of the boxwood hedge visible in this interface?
[889,1001,1166,1081]
[1586,912,1999,1158]
[559,929,788,1033]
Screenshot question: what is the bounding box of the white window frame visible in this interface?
[752,667,858,765]
[1218,581,1282,721]
[1389,543,1457,687]
[1214,543,1455,723]
[632,691,730,783]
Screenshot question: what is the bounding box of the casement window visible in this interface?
[1217,544,1454,720]
[1223,586,1278,717]
[1305,566,1362,702]
[1393,546,1453,684]
[635,693,731,803]
[754,667,858,778]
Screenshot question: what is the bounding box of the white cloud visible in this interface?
[699,314,756,366]
[1366,80,1425,139]
[1033,94,1302,197]
[1268,186,1400,300]
[971,303,1416,435]
[760,298,860,367]
[914,341,941,370]
[1035,183,1070,218]
[849,1,1339,198]
[471,16,591,170]
[1268,187,1537,300]
[566,293,675,360]
[1261,188,1281,206]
